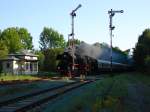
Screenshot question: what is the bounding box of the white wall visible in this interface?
[2,55,38,75]
[25,56,37,60]
[13,61,19,74]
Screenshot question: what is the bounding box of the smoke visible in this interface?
[65,42,128,63]
[65,42,108,59]
[75,42,102,59]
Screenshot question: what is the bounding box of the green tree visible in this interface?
[145,56,150,73]
[43,48,64,72]
[0,27,33,53]
[0,40,8,59]
[18,28,33,49]
[133,29,150,71]
[0,28,23,53]
[124,49,131,56]
[112,47,127,55]
[0,40,8,73]
[39,27,66,50]
[35,50,45,71]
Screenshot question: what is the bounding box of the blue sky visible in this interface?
[0,0,150,50]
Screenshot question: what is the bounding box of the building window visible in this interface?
[30,63,33,71]
[6,63,10,68]
[26,63,29,70]
[34,63,37,71]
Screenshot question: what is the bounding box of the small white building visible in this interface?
[0,50,38,75]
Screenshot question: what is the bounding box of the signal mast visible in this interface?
[69,4,82,74]
[108,9,124,72]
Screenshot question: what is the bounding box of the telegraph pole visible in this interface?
[108,9,123,72]
[70,4,82,72]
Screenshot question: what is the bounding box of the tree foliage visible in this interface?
[35,50,45,71]
[0,40,8,73]
[35,48,64,72]
[0,27,33,53]
[0,28,22,53]
[133,29,150,72]
[18,28,33,49]
[144,56,150,73]
[42,48,64,72]
[123,49,131,56]
[0,40,8,59]
[66,38,82,46]
[113,47,127,56]
[39,27,66,50]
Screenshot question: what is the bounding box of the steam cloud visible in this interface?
[65,42,128,63]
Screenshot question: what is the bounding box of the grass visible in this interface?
[45,77,115,112]
[0,71,62,81]
[0,74,41,81]
[37,72,62,79]
[0,72,150,111]
[45,72,150,112]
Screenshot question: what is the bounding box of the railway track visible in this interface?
[0,79,96,112]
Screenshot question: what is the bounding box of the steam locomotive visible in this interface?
[56,42,131,77]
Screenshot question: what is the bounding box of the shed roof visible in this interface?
[0,56,20,61]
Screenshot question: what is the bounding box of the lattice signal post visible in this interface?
[108,9,124,72]
[69,4,82,72]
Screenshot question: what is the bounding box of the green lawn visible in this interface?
[44,72,150,112]
[0,72,61,81]
[0,74,41,81]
